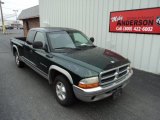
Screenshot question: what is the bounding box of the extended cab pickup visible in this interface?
[10,27,133,106]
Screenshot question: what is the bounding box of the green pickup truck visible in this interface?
[10,27,133,106]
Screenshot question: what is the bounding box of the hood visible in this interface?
[52,47,130,72]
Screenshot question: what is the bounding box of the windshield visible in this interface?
[47,31,94,50]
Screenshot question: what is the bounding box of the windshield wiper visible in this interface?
[54,47,79,50]
[77,44,95,48]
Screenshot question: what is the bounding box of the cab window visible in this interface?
[26,30,36,44]
[34,32,46,48]
[73,32,88,44]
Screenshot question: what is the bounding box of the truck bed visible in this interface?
[14,37,26,41]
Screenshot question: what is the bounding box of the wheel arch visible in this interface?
[48,65,73,85]
[12,45,19,56]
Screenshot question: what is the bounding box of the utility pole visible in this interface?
[13,10,18,29]
[0,0,5,33]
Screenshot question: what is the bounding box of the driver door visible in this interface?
[32,32,51,74]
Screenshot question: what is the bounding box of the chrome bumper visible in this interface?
[73,70,133,102]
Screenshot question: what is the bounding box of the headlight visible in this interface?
[78,77,99,89]
[128,64,132,73]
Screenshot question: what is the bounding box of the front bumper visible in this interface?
[73,70,133,102]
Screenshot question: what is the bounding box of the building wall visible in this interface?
[39,0,160,74]
[23,17,40,36]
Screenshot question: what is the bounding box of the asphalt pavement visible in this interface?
[0,29,160,120]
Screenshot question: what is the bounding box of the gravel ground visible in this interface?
[0,30,160,120]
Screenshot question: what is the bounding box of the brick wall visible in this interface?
[23,17,40,37]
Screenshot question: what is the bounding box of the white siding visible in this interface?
[39,0,160,74]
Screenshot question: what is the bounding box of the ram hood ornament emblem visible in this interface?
[110,61,115,63]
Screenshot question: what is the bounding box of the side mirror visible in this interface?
[33,41,43,49]
[90,37,94,43]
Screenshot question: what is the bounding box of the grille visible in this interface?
[99,64,130,85]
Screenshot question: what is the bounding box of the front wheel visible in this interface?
[53,75,75,106]
[15,52,24,68]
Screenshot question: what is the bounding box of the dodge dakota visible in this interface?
[10,27,133,106]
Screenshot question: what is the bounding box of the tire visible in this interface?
[53,75,75,106]
[15,52,24,68]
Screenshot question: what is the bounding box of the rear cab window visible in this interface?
[26,30,37,44]
[34,32,46,48]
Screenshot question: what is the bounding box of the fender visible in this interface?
[13,45,19,56]
[48,65,73,84]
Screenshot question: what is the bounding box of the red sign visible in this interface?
[109,7,160,34]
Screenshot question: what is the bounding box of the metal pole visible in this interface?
[0,0,5,33]
[13,10,18,29]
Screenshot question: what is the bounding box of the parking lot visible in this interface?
[0,30,160,120]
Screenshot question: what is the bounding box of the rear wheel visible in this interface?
[15,52,24,68]
[53,75,75,106]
